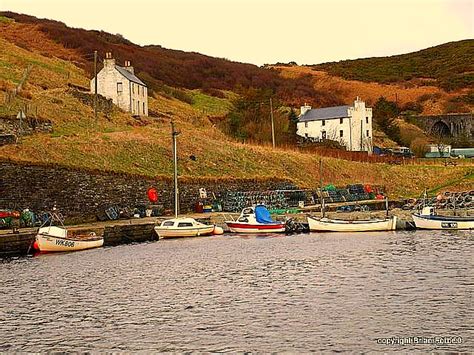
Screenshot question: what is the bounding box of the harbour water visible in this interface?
[1,230,472,352]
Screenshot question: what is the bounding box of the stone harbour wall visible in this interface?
[0,160,296,223]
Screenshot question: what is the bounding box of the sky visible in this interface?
[0,0,472,66]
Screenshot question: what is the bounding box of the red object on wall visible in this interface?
[147,188,158,203]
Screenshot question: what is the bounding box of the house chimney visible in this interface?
[124,60,134,74]
[103,52,115,68]
[300,103,312,116]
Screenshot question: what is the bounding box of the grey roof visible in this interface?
[299,105,350,122]
[115,65,147,86]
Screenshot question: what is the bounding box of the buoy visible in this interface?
[32,240,39,250]
[213,226,224,235]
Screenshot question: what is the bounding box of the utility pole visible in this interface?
[270,97,275,148]
[94,50,98,121]
[171,120,180,218]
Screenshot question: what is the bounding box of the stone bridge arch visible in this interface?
[414,113,473,139]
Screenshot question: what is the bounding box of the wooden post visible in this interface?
[270,97,275,148]
[94,50,98,121]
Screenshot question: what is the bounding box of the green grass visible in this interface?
[190,90,233,116]
[0,15,14,24]
[428,171,474,194]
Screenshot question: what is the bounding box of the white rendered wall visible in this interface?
[90,59,148,116]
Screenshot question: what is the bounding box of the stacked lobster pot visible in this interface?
[433,190,473,209]
[405,190,474,210]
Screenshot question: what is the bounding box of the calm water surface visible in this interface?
[1,230,473,352]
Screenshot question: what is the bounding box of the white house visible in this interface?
[90,52,148,116]
[296,97,373,152]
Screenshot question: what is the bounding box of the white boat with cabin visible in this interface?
[154,217,218,238]
[412,206,474,230]
[153,121,220,239]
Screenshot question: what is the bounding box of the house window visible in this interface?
[340,118,343,124]
[366,130,370,137]
[366,117,369,124]
[321,131,326,139]
[143,102,145,114]
[137,101,140,114]
[305,133,308,138]
[304,122,308,128]
[340,130,344,137]
[117,82,123,93]
[322,120,326,126]
[132,83,135,94]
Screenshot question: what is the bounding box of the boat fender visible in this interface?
[213,226,224,235]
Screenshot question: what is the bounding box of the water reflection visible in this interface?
[1,230,472,352]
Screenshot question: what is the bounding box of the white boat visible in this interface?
[35,225,104,252]
[154,121,219,239]
[412,207,474,230]
[225,205,286,233]
[309,159,397,232]
[154,217,217,239]
[307,215,397,232]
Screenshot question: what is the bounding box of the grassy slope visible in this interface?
[272,65,469,115]
[0,22,472,199]
[312,40,474,91]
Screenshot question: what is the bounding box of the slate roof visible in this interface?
[115,65,147,86]
[299,105,350,122]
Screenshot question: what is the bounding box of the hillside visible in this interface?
[0,11,341,108]
[311,40,474,92]
[271,65,472,115]
[0,17,472,199]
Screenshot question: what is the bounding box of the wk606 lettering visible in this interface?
[55,239,75,248]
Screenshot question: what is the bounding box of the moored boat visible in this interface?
[154,217,217,238]
[412,206,474,230]
[35,225,104,252]
[307,215,397,232]
[225,205,286,233]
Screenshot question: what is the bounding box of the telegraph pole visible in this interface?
[94,50,98,121]
[270,97,275,148]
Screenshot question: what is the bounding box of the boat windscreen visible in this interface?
[255,205,275,224]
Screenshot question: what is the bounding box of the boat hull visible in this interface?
[154,225,215,239]
[308,216,397,232]
[225,222,286,234]
[36,234,104,252]
[412,214,474,230]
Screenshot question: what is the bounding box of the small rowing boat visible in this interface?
[307,215,397,232]
[36,226,103,252]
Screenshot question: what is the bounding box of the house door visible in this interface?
[321,131,326,140]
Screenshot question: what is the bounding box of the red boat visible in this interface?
[225,205,286,233]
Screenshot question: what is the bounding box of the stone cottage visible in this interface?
[296,97,373,152]
[90,52,148,116]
